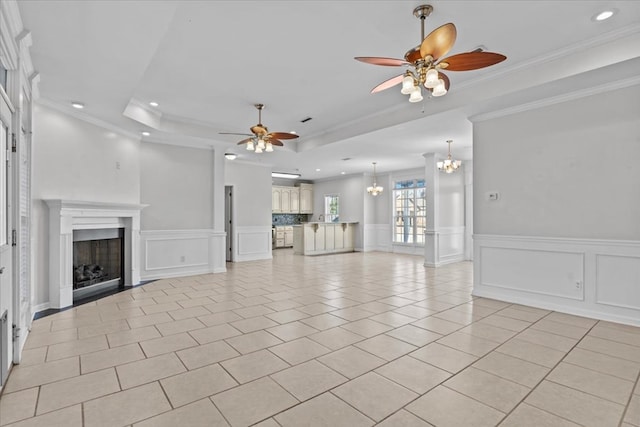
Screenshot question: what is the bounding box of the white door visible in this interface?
[13,124,31,362]
[0,107,12,384]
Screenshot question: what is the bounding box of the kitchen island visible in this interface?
[293,222,358,255]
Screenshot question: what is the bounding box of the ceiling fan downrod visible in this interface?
[413,4,433,42]
[255,103,264,126]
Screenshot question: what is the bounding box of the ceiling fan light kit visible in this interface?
[220,103,299,153]
[437,140,462,173]
[355,4,506,102]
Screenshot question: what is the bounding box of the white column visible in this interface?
[210,149,226,272]
[424,153,440,267]
[464,161,474,260]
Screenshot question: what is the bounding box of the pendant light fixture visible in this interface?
[367,162,384,196]
[437,140,462,173]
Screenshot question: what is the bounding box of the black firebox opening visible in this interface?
[72,228,124,293]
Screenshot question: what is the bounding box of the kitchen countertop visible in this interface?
[295,221,359,225]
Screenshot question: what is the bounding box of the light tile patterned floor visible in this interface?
[1,250,639,426]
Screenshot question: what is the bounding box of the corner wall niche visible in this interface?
[45,200,146,309]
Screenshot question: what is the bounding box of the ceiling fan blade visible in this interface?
[354,57,410,67]
[268,139,284,146]
[437,51,506,71]
[371,74,404,93]
[219,132,253,136]
[419,23,457,61]
[268,132,299,140]
[438,72,450,91]
[250,124,267,135]
[404,46,421,63]
[236,138,253,145]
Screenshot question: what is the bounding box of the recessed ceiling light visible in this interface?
[149,101,159,107]
[141,131,151,136]
[594,10,615,21]
[341,171,346,175]
[71,102,84,109]
[224,153,237,160]
[272,172,301,179]
[315,168,321,172]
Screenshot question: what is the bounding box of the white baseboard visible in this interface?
[474,234,640,326]
[32,302,51,316]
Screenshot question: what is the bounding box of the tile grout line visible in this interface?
[618,369,640,427]
[494,313,602,426]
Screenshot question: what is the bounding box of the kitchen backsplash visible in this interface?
[272,213,309,226]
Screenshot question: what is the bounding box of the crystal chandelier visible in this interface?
[437,140,462,173]
[367,162,384,196]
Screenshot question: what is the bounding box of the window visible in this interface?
[393,179,426,244]
[324,194,339,222]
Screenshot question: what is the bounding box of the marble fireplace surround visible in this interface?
[45,200,147,309]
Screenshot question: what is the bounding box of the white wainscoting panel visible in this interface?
[439,227,466,263]
[474,234,640,326]
[141,230,226,281]
[363,224,392,252]
[235,226,272,262]
[596,254,640,311]
[480,247,584,300]
[425,227,466,267]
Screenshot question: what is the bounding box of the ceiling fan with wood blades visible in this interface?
[219,103,298,153]
[355,4,506,103]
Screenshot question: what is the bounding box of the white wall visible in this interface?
[313,175,365,249]
[225,161,272,261]
[474,86,640,240]
[439,169,465,228]
[31,104,141,306]
[139,142,225,280]
[140,142,212,230]
[473,84,640,325]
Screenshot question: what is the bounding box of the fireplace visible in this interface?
[73,228,124,300]
[46,200,146,309]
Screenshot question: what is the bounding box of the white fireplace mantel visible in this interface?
[45,200,147,309]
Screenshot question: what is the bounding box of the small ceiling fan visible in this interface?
[219,104,299,153]
[355,4,506,102]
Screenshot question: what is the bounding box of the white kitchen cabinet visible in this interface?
[272,186,301,213]
[281,188,291,213]
[298,183,313,214]
[293,222,357,255]
[272,187,281,213]
[284,226,294,246]
[275,226,294,248]
[289,187,299,213]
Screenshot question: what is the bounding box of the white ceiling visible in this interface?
[17,1,640,179]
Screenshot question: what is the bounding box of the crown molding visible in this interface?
[37,98,142,141]
[456,22,640,92]
[469,74,640,122]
